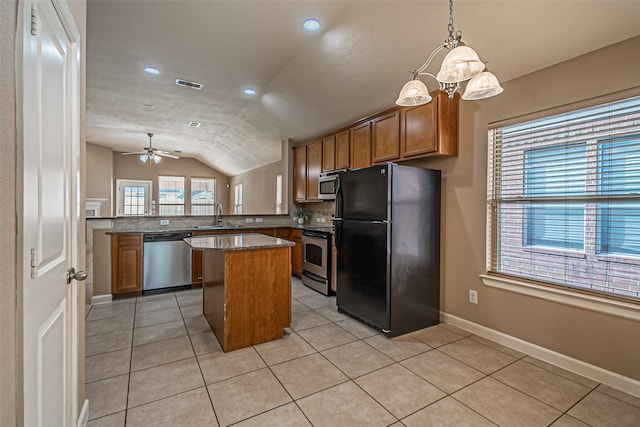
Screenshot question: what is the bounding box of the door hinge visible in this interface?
[30,4,37,36]
[30,248,37,278]
[223,303,226,321]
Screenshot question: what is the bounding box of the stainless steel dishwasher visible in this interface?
[143,232,193,294]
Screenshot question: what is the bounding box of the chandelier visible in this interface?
[396,0,503,106]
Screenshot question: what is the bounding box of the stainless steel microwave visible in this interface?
[318,170,346,200]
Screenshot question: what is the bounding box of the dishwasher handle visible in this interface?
[143,232,192,242]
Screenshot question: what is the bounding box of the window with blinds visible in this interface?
[487,95,640,301]
[191,177,215,215]
[158,176,185,216]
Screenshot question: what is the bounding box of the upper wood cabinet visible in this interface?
[372,110,400,163]
[294,91,458,201]
[322,135,335,172]
[293,145,307,202]
[335,130,350,170]
[350,122,372,169]
[401,92,459,158]
[306,140,322,201]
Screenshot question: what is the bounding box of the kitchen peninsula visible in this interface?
[184,233,294,352]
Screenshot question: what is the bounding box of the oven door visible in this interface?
[302,232,328,278]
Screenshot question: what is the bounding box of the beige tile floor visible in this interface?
[85,278,640,427]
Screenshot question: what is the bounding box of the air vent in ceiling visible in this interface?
[175,78,203,90]
[188,121,201,128]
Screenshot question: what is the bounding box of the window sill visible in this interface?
[480,273,640,322]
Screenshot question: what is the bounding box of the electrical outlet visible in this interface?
[245,218,254,223]
[320,217,326,223]
[316,218,321,223]
[469,289,478,304]
[255,218,263,223]
[160,219,169,226]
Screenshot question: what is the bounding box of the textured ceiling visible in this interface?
[86,1,640,176]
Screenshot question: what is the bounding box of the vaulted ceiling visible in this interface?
[86,1,640,176]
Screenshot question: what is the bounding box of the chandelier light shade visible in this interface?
[396,0,503,106]
[396,78,432,106]
[436,46,485,83]
[462,71,504,100]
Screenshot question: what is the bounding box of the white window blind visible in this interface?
[158,176,185,216]
[488,95,640,300]
[191,177,215,215]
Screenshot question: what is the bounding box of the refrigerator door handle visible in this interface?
[335,179,343,218]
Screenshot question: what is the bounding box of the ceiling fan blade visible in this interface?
[122,151,146,155]
[157,152,179,159]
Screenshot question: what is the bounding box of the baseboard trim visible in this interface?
[77,399,89,427]
[443,313,640,398]
[90,294,112,305]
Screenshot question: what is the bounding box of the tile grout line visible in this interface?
[184,292,222,427]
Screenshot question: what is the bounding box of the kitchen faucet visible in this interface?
[215,202,223,225]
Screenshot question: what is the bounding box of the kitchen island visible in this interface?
[184,233,294,352]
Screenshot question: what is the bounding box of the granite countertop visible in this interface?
[108,224,333,235]
[184,233,295,251]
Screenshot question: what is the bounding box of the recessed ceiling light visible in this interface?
[188,121,201,128]
[143,104,154,109]
[143,66,160,76]
[243,88,257,96]
[302,18,321,32]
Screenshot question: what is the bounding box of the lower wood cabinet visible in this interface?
[111,234,142,295]
[290,229,303,277]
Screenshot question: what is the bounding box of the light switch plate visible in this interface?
[245,218,254,223]
[255,218,263,223]
[160,219,169,226]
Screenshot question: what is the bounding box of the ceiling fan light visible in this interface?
[436,46,485,83]
[139,154,148,163]
[153,155,162,164]
[462,71,504,100]
[395,79,432,106]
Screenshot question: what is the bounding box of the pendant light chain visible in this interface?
[447,0,454,39]
[444,0,461,50]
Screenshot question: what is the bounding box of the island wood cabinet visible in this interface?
[350,121,372,169]
[372,110,400,163]
[293,145,307,202]
[196,240,292,352]
[111,234,142,295]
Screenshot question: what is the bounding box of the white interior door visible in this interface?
[20,0,81,426]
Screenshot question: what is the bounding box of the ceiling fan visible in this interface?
[122,132,179,163]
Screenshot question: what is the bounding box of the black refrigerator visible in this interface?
[335,163,441,337]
